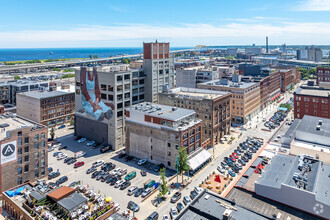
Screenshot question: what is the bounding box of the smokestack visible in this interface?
[266,36,269,53]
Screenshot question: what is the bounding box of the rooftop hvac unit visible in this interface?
[318,120,322,125]
[316,125,321,130]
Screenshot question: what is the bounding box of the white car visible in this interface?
[194,186,203,194]
[48,147,54,152]
[92,160,104,167]
[86,141,95,146]
[115,179,125,188]
[170,207,178,219]
[217,166,226,174]
[57,153,67,160]
[78,138,87,143]
[138,159,147,166]
[111,168,121,176]
[163,215,169,220]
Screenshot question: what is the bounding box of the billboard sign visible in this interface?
[1,140,17,164]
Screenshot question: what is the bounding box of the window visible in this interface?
[18,148,22,155]
[24,164,29,172]
[34,134,39,141]
[41,168,45,176]
[24,137,29,143]
[124,74,130,80]
[34,143,39,150]
[101,93,107,99]
[108,95,113,101]
[41,150,45,157]
[168,151,171,156]
[35,152,39,159]
[17,157,22,164]
[17,177,22,185]
[41,133,45,139]
[18,131,22,136]
[101,84,107,91]
[35,170,39,178]
[151,146,153,150]
[35,161,39,169]
[17,167,22,175]
[24,146,29,153]
[168,143,171,148]
[41,159,45,167]
[117,76,123,81]
[168,161,171,167]
[17,138,22,146]
[176,145,179,150]
[24,155,29,162]
[108,85,114,92]
[41,141,45,148]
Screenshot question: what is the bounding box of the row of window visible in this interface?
[17,168,46,184]
[296,96,329,104]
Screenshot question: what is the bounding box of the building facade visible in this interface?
[0,113,48,193]
[197,76,260,124]
[297,46,322,62]
[294,82,330,119]
[143,42,175,103]
[279,69,294,93]
[159,87,231,147]
[16,89,75,127]
[316,67,330,85]
[125,102,203,170]
[175,69,197,88]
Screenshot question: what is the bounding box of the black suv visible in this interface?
[48,171,60,180]
[100,145,111,153]
[56,176,68,185]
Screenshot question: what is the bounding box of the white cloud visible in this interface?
[295,0,330,11]
[0,21,330,48]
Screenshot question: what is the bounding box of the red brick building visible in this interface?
[316,67,330,85]
[279,69,295,93]
[294,82,330,119]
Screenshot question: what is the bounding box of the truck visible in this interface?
[143,179,155,189]
[74,151,86,159]
[125,171,136,181]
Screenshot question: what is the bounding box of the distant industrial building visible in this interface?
[159,87,231,147]
[282,115,330,164]
[16,86,75,127]
[176,190,269,220]
[297,46,322,62]
[198,75,260,124]
[245,47,263,55]
[0,113,48,193]
[255,154,330,219]
[125,102,206,170]
[143,41,175,103]
[238,64,271,77]
[293,81,330,119]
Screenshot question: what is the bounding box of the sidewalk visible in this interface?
[209,132,241,159]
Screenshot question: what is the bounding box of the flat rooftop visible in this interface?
[18,90,74,99]
[0,113,45,140]
[226,188,320,220]
[199,78,257,89]
[295,86,330,98]
[165,87,230,100]
[127,102,196,122]
[8,80,49,87]
[177,190,268,220]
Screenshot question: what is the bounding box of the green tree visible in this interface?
[70,119,74,126]
[175,146,190,183]
[93,55,99,58]
[158,168,169,197]
[14,75,21,80]
[308,68,316,76]
[89,55,92,59]
[299,67,309,79]
[50,127,55,140]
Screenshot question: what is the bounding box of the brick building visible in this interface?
[0,113,48,194]
[293,81,330,119]
[279,69,295,93]
[125,102,204,170]
[259,70,281,110]
[16,88,75,127]
[159,87,231,147]
[316,67,330,85]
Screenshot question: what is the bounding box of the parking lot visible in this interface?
[47,133,176,219]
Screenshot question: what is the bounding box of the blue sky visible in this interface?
[1,0,330,48]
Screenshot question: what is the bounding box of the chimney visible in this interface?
[266,36,269,53]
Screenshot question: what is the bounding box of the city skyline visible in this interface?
[1,0,330,48]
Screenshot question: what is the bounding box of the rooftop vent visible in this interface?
[223,209,232,220]
[172,107,177,111]
[316,125,321,130]
[318,120,322,125]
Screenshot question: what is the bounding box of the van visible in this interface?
[143,179,155,189]
[147,212,159,220]
[125,171,137,181]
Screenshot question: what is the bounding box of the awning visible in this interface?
[188,150,212,171]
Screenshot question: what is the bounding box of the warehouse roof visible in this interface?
[47,186,75,202]
[57,192,88,212]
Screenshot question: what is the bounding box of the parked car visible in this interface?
[86,141,96,146]
[67,158,77,165]
[48,146,54,152]
[115,179,126,188]
[190,190,198,200]
[118,168,127,176]
[140,169,147,176]
[58,145,67,150]
[86,167,97,174]
[141,188,152,198]
[74,161,85,168]
[127,201,140,212]
[78,138,87,143]
[238,159,246,166]
[68,181,79,188]
[183,196,191,205]
[91,171,101,179]
[170,192,181,203]
[194,186,203,194]
[228,170,236,177]
[138,159,147,166]
[100,145,111,153]
[109,176,121,186]
[57,153,67,160]
[120,181,131,190]
[134,188,144,197]
[170,207,178,219]
[48,171,60,180]
[147,212,159,220]
[92,160,104,167]
[176,202,184,213]
[58,125,66,129]
[119,153,127,158]
[73,136,81,141]
[221,161,229,170]
[48,167,53,173]
[56,176,68,185]
[127,186,138,196]
[53,152,62,157]
[235,163,242,169]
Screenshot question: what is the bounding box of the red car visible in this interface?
[74,161,85,168]
[73,136,81,141]
[229,155,237,161]
[232,153,239,159]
